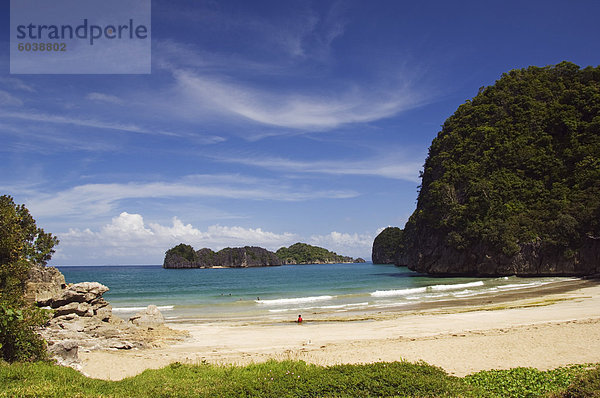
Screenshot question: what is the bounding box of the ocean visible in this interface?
[57,263,572,323]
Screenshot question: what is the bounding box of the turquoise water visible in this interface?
[57,263,571,322]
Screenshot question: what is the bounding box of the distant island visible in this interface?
[374,62,600,276]
[163,242,365,269]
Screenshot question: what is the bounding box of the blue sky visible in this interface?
[1,0,600,265]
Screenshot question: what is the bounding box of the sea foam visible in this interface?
[112,305,174,312]
[256,295,334,306]
[370,287,427,297]
[430,281,485,291]
[371,281,486,298]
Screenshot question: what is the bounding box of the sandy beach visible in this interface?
[79,279,600,380]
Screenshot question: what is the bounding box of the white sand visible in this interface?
[79,282,600,380]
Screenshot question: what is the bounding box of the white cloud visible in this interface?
[174,70,425,130]
[86,92,123,104]
[309,231,374,259]
[56,212,297,264]
[53,212,375,265]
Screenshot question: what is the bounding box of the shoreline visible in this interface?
[79,278,600,380]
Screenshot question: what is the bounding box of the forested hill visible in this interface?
[402,62,600,276]
[276,243,365,265]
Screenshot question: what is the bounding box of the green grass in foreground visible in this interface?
[0,360,598,397]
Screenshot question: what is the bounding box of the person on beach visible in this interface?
[297,315,303,323]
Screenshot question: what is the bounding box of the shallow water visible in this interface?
[57,263,573,322]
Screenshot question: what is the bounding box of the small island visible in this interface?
[163,242,365,268]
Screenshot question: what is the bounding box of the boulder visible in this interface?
[129,305,165,329]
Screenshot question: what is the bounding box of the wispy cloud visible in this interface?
[154,0,345,62]
[0,90,23,106]
[20,175,358,219]
[174,70,426,130]
[86,92,123,104]
[0,110,182,137]
[0,77,36,92]
[0,123,118,153]
[212,155,422,182]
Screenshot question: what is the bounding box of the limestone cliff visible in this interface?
[401,62,600,276]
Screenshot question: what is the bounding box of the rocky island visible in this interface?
[375,62,600,276]
[163,242,365,268]
[163,244,282,269]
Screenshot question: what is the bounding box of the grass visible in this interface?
[0,360,598,397]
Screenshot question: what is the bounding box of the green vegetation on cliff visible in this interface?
[276,243,358,264]
[164,243,198,263]
[371,227,404,264]
[402,62,600,275]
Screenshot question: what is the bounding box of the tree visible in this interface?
[0,195,58,362]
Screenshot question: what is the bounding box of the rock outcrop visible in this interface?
[371,227,404,264]
[26,266,186,370]
[24,265,66,306]
[164,245,282,268]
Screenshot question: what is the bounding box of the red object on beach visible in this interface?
[297,315,303,323]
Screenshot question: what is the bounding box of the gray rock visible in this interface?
[48,340,80,370]
[129,305,165,329]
